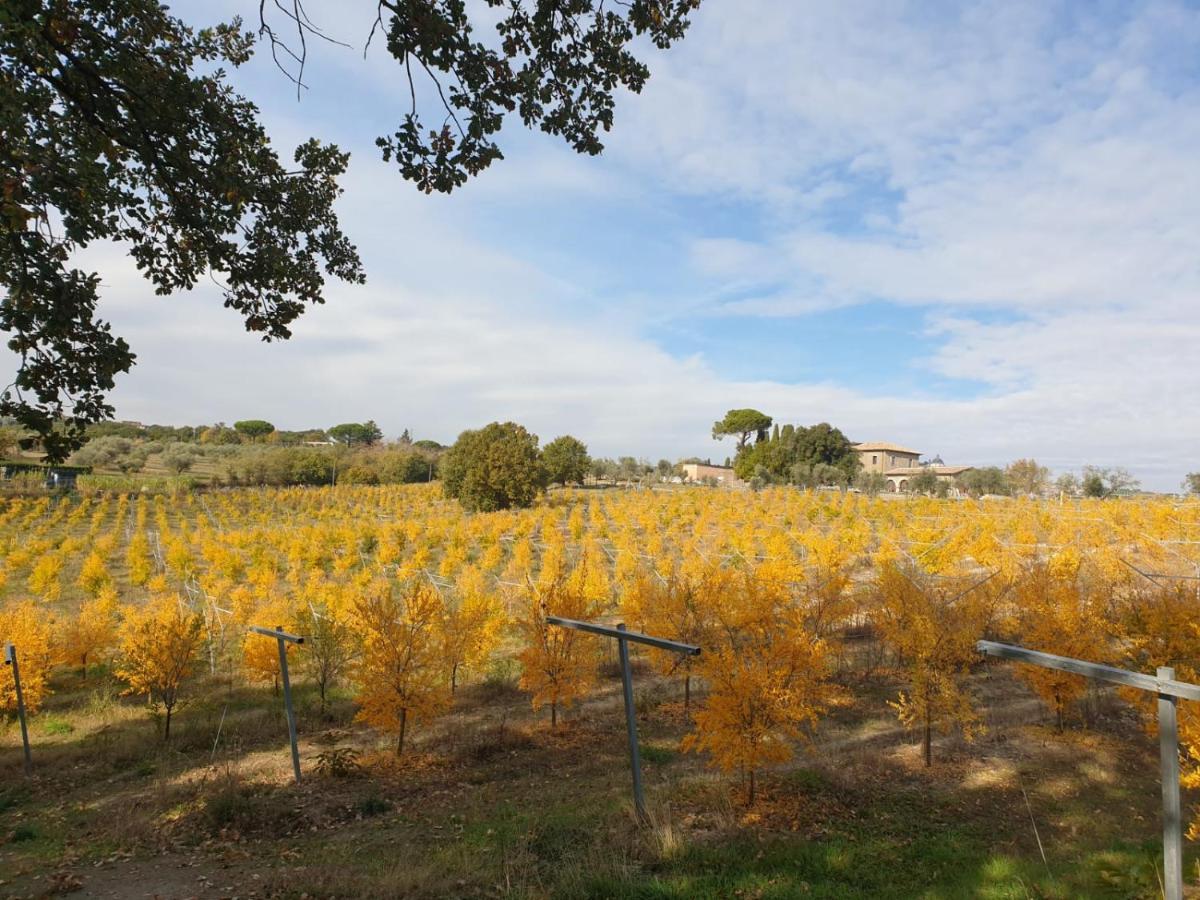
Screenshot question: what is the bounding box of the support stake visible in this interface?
[978,641,1194,898]
[617,624,646,820]
[1160,666,1183,900]
[249,625,304,784]
[4,643,31,775]
[547,616,699,823]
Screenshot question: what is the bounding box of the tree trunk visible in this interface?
[451,663,459,695]
[1055,690,1064,733]
[684,675,691,711]
[318,678,327,713]
[397,707,408,756]
[164,704,173,742]
[748,768,756,805]
[551,701,557,729]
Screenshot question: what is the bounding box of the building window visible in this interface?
[872,455,877,465]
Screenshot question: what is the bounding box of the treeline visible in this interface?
[81,418,390,447]
[712,410,861,488]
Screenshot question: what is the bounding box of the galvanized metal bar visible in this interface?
[976,640,1200,701]
[1159,666,1183,900]
[249,625,304,784]
[547,616,701,656]
[4,644,31,775]
[617,625,646,821]
[249,625,305,644]
[276,628,301,784]
[978,640,1194,896]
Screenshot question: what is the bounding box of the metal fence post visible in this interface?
[248,625,305,784]
[4,643,31,775]
[617,624,646,821]
[276,627,301,785]
[1159,666,1183,900]
[546,617,698,823]
[977,642,1197,898]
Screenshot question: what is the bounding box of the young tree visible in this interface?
[295,597,359,713]
[1011,564,1107,731]
[541,435,591,486]
[684,572,831,803]
[442,568,505,694]
[441,422,547,512]
[61,589,119,681]
[241,598,296,694]
[353,580,451,755]
[622,563,719,710]
[516,568,601,728]
[116,596,205,740]
[1182,472,1200,495]
[0,600,57,714]
[873,563,992,766]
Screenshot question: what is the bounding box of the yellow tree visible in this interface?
[1011,563,1108,731]
[443,567,505,693]
[873,561,991,767]
[116,596,205,740]
[622,562,719,710]
[683,571,831,804]
[0,600,57,714]
[77,550,114,597]
[295,589,359,712]
[241,597,297,694]
[61,588,119,680]
[353,579,451,754]
[517,565,601,727]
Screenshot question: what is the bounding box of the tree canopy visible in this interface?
[441,421,547,512]
[233,420,275,441]
[732,421,859,485]
[328,420,383,446]
[541,435,590,485]
[1,0,701,459]
[712,409,773,451]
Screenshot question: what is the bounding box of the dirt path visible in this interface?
[3,852,267,900]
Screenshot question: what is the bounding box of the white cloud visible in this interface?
[3,0,1198,491]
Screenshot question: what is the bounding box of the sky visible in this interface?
[10,1,1200,489]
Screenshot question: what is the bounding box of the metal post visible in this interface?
[1159,666,1183,900]
[277,628,301,785]
[978,642,1197,897]
[5,644,31,775]
[249,625,304,784]
[617,624,646,821]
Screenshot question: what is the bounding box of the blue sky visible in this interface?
[12,0,1200,489]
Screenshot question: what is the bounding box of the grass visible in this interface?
[0,663,1195,899]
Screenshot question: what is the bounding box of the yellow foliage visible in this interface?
[0,600,57,714]
[116,595,204,740]
[517,565,601,727]
[873,562,989,766]
[61,589,119,678]
[353,580,451,754]
[683,572,831,803]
